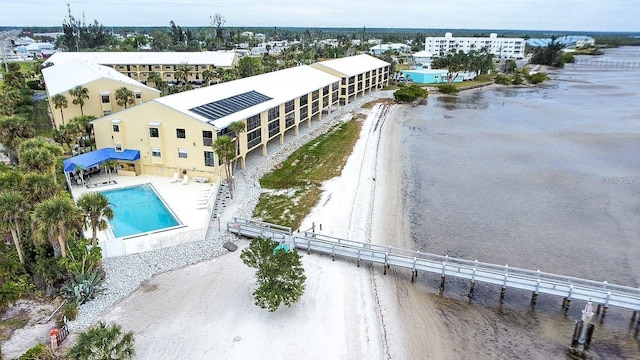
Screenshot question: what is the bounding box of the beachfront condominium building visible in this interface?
[425,33,525,59]
[45,51,238,86]
[310,54,391,105]
[90,54,389,183]
[42,58,161,127]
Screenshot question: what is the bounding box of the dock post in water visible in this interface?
[356,248,361,267]
[531,270,541,307]
[439,256,447,292]
[563,285,574,314]
[500,265,508,304]
[469,260,478,299]
[600,291,611,323]
[411,256,417,282]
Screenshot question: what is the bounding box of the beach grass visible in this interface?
[254,119,362,229]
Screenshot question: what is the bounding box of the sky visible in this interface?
[0,0,638,32]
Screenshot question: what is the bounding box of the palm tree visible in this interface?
[69,115,97,152]
[0,115,36,164]
[175,62,193,85]
[202,69,215,86]
[227,121,246,171]
[18,137,63,184]
[52,124,79,154]
[0,191,27,264]
[212,135,236,199]
[22,172,59,204]
[77,192,114,247]
[103,160,117,183]
[147,71,167,92]
[67,322,135,360]
[32,194,83,258]
[115,87,135,109]
[51,94,68,125]
[69,85,90,116]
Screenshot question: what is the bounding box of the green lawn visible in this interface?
[254,119,362,229]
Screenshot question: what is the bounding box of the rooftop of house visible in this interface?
[45,51,238,67]
[42,58,160,96]
[312,54,390,77]
[154,64,342,130]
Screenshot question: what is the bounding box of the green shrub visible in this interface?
[62,302,78,321]
[60,269,104,305]
[437,84,459,94]
[494,74,511,85]
[511,73,523,85]
[527,72,547,84]
[18,343,56,360]
[561,52,576,64]
[393,84,428,102]
[0,276,32,311]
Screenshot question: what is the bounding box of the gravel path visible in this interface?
[68,90,394,332]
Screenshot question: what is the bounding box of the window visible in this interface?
[268,119,280,138]
[112,124,119,132]
[285,100,294,113]
[178,148,188,158]
[247,128,261,149]
[149,128,159,138]
[101,95,110,103]
[103,110,112,116]
[268,107,279,121]
[204,151,215,167]
[151,147,161,157]
[300,94,308,106]
[176,128,186,139]
[203,130,213,146]
[247,115,261,131]
[115,144,122,152]
[135,92,141,99]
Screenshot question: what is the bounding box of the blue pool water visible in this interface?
[101,184,180,238]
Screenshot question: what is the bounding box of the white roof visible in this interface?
[314,54,389,77]
[45,51,237,67]
[42,58,160,96]
[155,65,341,130]
[412,51,433,57]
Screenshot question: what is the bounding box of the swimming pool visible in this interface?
[101,184,181,238]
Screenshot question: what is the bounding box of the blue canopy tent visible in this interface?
[63,148,140,188]
[63,148,140,173]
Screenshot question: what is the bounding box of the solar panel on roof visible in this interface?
[189,90,272,121]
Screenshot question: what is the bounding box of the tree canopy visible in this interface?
[240,237,306,312]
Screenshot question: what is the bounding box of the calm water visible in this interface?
[101,184,180,238]
[397,48,640,317]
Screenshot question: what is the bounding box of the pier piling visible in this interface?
[439,275,446,292]
[499,287,506,304]
[531,292,538,306]
[468,281,475,299]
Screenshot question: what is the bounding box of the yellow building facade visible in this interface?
[310,54,391,105]
[42,59,161,127]
[90,55,390,183]
[46,51,238,86]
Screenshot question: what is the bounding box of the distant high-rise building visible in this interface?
[425,33,525,59]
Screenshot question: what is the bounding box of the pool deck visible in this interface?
[70,172,220,257]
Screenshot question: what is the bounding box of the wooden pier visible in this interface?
[228,218,640,316]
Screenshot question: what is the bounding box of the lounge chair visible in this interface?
[182,175,189,185]
[170,172,179,183]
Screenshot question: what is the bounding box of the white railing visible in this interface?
[228,218,640,312]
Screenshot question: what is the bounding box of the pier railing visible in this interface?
[227,218,640,313]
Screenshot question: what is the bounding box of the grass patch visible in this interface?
[362,98,394,109]
[254,120,363,229]
[0,309,29,341]
[31,99,52,137]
